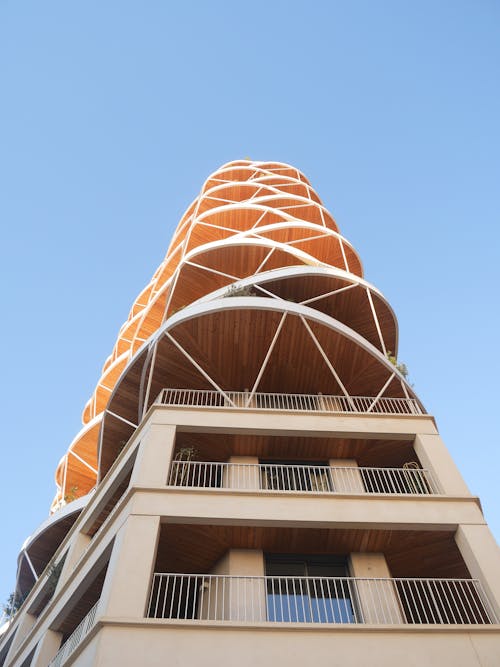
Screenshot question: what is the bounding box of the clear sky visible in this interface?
[0,1,499,607]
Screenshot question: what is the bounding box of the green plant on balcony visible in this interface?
[64,485,79,504]
[172,447,199,486]
[2,592,26,620]
[47,559,65,595]
[386,351,409,379]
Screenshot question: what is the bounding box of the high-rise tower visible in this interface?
[2,161,499,666]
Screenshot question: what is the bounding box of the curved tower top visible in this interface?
[51,159,414,512]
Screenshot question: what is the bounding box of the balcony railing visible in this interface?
[148,574,497,625]
[167,461,439,495]
[155,389,423,415]
[49,600,99,667]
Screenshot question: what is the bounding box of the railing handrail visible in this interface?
[151,572,483,583]
[49,600,100,667]
[148,573,498,625]
[167,460,440,494]
[155,388,424,415]
[170,461,432,473]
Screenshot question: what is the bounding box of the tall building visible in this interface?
[1,160,499,666]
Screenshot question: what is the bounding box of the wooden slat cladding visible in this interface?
[155,524,469,580]
[173,432,417,469]
[99,305,412,475]
[51,159,413,519]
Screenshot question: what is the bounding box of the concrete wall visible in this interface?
[199,549,266,622]
[225,456,260,490]
[4,406,500,667]
[330,458,364,493]
[349,553,404,624]
[74,624,500,667]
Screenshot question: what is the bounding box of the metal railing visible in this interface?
[49,600,100,667]
[148,574,497,625]
[155,389,423,415]
[167,461,439,495]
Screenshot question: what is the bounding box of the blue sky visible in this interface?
[0,1,499,606]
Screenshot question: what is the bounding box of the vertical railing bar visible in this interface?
[395,468,406,494]
[191,576,198,620]
[386,467,397,494]
[428,579,444,624]
[453,580,465,623]
[235,575,240,622]
[445,579,459,624]
[380,579,392,624]
[176,575,184,619]
[168,575,176,619]
[249,576,254,622]
[272,577,277,622]
[150,573,159,618]
[156,574,164,618]
[319,577,328,622]
[290,577,298,621]
[436,579,451,624]
[184,576,191,619]
[420,579,438,624]
[415,579,429,624]
[457,580,473,623]
[368,577,381,624]
[214,573,219,621]
[199,576,205,621]
[161,574,169,619]
[406,580,419,623]
[280,465,285,491]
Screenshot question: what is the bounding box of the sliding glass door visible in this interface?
[266,555,356,623]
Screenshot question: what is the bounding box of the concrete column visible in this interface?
[4,611,37,664]
[200,549,265,621]
[414,434,471,495]
[224,456,260,490]
[99,514,160,618]
[349,553,404,624]
[131,423,176,487]
[31,628,63,667]
[329,459,364,493]
[58,532,92,587]
[455,524,500,618]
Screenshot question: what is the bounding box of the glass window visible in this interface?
[265,555,356,623]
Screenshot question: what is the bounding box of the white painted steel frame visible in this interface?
[166,461,438,495]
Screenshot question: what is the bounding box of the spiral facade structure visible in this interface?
[6,160,500,667]
[51,159,417,512]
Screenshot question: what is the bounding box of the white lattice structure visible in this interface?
[51,159,416,511]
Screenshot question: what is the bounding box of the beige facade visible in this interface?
[1,160,500,666]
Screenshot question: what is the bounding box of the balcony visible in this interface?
[155,389,423,415]
[49,600,99,667]
[167,461,438,495]
[148,573,497,625]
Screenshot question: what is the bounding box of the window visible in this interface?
[265,555,356,623]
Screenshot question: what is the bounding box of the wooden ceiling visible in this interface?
[18,512,80,597]
[52,159,409,522]
[155,524,469,580]
[173,432,417,469]
[99,304,411,477]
